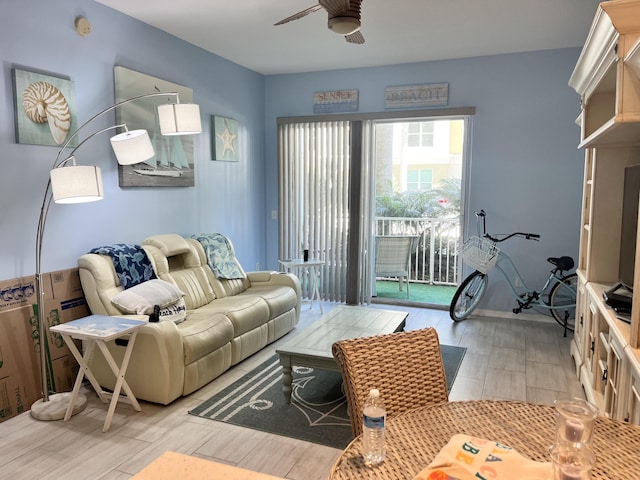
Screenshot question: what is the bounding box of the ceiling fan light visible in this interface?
[328,16,360,36]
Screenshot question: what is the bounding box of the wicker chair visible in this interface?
[332,327,448,437]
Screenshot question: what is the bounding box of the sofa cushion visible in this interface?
[142,235,216,309]
[164,268,216,310]
[196,295,270,337]
[178,313,233,365]
[239,285,298,320]
[186,237,250,298]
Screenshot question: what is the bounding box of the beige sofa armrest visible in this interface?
[246,270,279,282]
[247,271,302,306]
[247,271,299,291]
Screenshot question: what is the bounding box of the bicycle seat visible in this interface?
[547,256,574,272]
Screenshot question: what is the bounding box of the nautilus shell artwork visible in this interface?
[22,81,71,145]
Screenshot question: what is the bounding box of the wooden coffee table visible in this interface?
[276,305,408,402]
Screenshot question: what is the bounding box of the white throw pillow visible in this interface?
[155,298,187,324]
[111,279,187,323]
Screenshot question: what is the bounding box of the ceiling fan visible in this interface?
[275,0,365,44]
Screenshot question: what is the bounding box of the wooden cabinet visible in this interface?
[571,1,640,148]
[625,350,640,422]
[570,273,588,375]
[570,0,640,422]
[579,147,640,284]
[589,297,607,409]
[577,293,595,389]
[605,328,627,418]
[576,282,632,416]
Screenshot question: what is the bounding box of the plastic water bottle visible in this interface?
[362,388,386,467]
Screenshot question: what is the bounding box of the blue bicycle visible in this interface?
[449,210,577,336]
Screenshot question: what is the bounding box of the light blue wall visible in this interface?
[1,0,586,314]
[264,50,585,312]
[0,0,266,281]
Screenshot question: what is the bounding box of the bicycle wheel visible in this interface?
[450,271,488,322]
[549,273,578,332]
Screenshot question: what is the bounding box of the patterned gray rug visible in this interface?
[189,345,466,449]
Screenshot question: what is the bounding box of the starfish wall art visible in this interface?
[212,115,239,162]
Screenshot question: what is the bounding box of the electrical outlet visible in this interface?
[514,277,522,288]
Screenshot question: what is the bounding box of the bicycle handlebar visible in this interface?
[486,232,540,243]
[474,210,540,243]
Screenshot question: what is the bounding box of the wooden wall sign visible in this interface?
[313,89,359,114]
[385,83,449,108]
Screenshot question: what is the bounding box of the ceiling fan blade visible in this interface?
[346,30,365,44]
[274,4,323,26]
[319,0,351,16]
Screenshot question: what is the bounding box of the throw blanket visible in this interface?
[413,434,551,480]
[192,233,244,279]
[90,243,156,289]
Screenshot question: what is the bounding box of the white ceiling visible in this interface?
[96,0,601,75]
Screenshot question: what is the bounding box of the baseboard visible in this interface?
[371,297,448,310]
[370,298,560,325]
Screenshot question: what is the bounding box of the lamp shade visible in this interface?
[157,103,202,135]
[109,129,155,165]
[50,165,104,204]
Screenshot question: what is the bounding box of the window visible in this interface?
[407,169,433,191]
[407,122,434,147]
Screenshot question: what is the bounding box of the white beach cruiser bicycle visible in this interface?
[449,210,578,336]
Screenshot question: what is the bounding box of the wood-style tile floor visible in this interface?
[0,303,582,479]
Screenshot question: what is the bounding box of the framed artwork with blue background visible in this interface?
[13,68,78,147]
[212,115,239,162]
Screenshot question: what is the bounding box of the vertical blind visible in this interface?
[278,121,351,303]
[357,120,374,305]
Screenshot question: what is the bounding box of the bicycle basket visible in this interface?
[461,236,500,273]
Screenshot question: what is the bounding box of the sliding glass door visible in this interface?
[371,117,468,306]
[277,109,473,306]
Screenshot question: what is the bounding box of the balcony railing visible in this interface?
[375,216,460,286]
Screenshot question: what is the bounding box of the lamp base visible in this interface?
[30,392,88,421]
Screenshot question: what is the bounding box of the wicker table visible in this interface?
[329,400,640,480]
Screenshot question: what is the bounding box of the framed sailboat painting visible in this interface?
[114,66,196,187]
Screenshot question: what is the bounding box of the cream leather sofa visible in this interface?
[77,233,301,405]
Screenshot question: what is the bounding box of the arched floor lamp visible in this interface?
[30,92,201,421]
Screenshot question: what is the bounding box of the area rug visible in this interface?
[189,345,466,449]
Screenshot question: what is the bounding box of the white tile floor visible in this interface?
[0,302,582,479]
